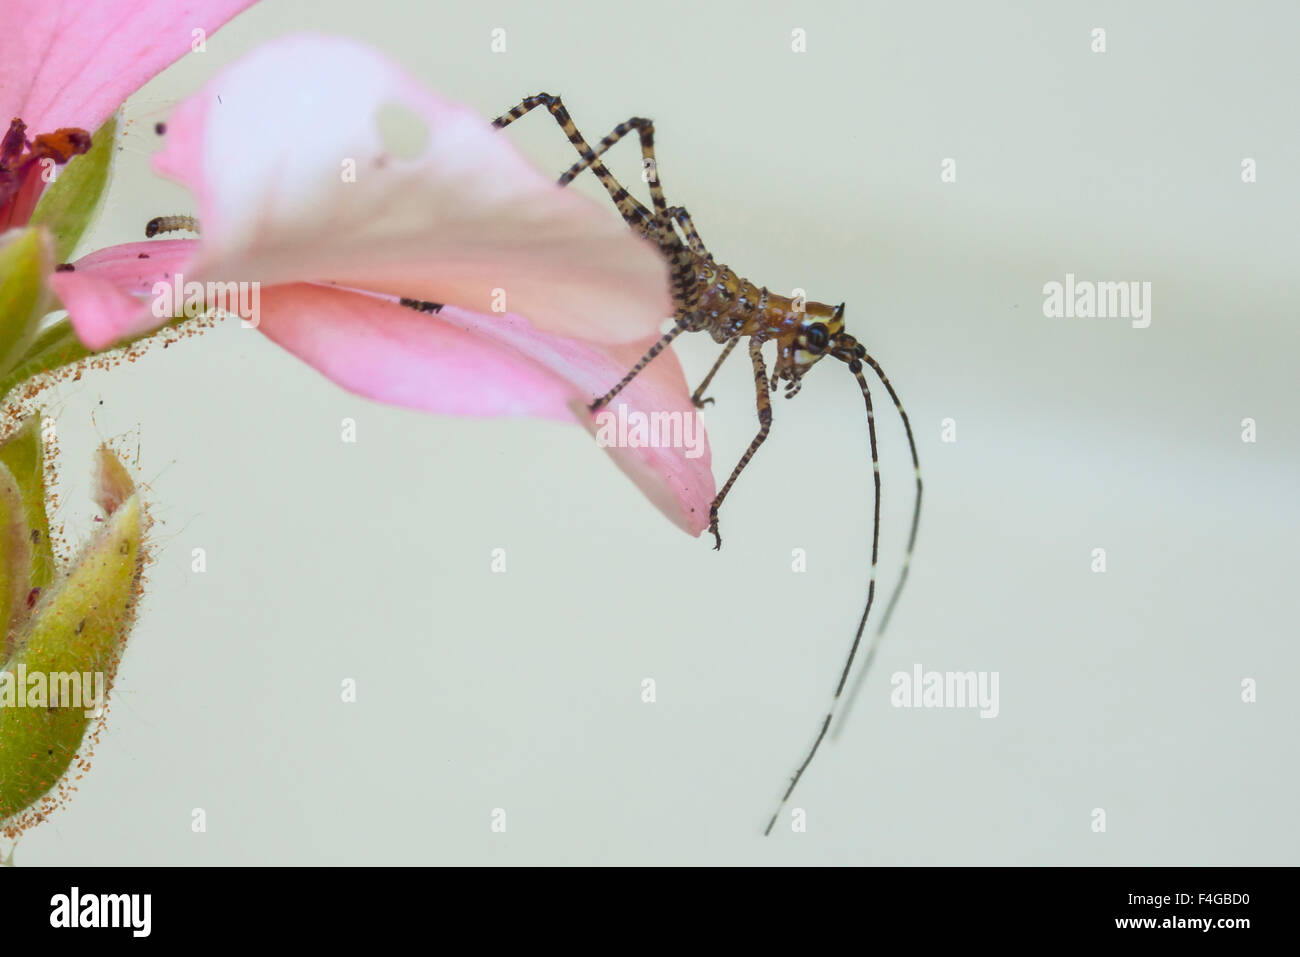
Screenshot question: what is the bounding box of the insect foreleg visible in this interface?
[691,338,738,409]
[588,316,691,412]
[707,338,773,550]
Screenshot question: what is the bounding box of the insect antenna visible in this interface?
[763,353,882,836]
[831,352,922,739]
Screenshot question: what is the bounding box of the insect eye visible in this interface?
[804,323,829,353]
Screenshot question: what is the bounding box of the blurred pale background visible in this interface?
[10,0,1297,864]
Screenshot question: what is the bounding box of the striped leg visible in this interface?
[667,206,709,256]
[492,94,660,240]
[555,117,668,217]
[495,95,691,413]
[589,317,691,412]
[707,338,772,550]
[691,338,738,408]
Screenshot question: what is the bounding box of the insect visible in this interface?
[491,94,923,835]
[144,214,199,238]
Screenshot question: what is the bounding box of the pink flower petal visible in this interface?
[43,31,710,535]
[47,270,148,347]
[257,287,714,535]
[152,34,672,344]
[434,307,715,535]
[69,239,196,294]
[256,284,578,420]
[53,253,714,534]
[1,0,259,133]
[52,240,197,347]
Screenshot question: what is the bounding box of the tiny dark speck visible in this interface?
[55,263,75,272]
[154,122,166,135]
[138,252,149,259]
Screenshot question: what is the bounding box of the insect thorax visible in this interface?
[684,258,815,346]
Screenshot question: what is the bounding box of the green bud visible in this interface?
[0,448,144,828]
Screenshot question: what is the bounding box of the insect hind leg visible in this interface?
[555,117,669,217]
[492,94,660,239]
[667,206,711,257]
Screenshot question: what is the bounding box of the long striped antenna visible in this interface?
[831,353,922,740]
[764,355,882,836]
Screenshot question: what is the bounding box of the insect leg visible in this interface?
[763,359,882,836]
[666,206,710,257]
[832,353,922,739]
[691,338,738,408]
[588,316,691,412]
[492,94,659,238]
[706,338,772,550]
[553,117,669,217]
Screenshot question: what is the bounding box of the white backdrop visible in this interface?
[9,0,1297,864]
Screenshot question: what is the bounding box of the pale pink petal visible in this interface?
[69,239,195,293]
[153,34,672,344]
[260,290,713,535]
[46,270,148,348]
[55,253,712,533]
[0,0,259,133]
[53,240,196,347]
[256,284,578,420]
[435,306,715,535]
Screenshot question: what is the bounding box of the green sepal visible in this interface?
[0,228,53,376]
[0,463,31,664]
[0,416,56,593]
[29,113,119,263]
